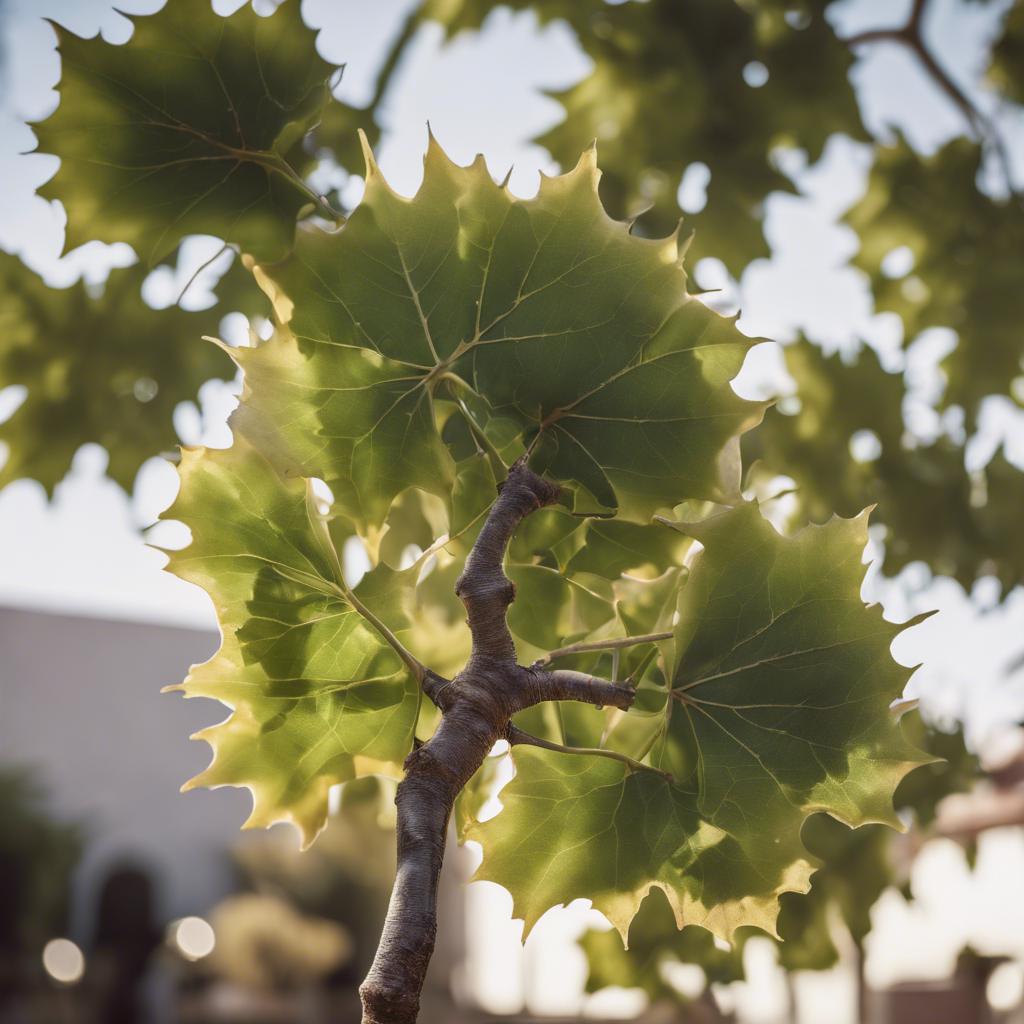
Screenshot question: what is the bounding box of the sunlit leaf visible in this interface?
[469,746,813,941]
[419,0,866,273]
[32,0,339,264]
[232,134,766,529]
[664,501,932,837]
[162,440,419,848]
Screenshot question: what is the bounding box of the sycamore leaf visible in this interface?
[454,752,505,843]
[563,518,693,580]
[231,133,766,530]
[893,712,981,830]
[664,501,932,837]
[845,135,1024,422]
[580,885,747,1001]
[577,718,977,995]
[468,746,813,942]
[32,0,339,265]
[161,441,419,848]
[0,251,235,493]
[505,566,615,654]
[474,500,930,944]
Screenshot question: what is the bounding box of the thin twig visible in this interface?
[175,242,233,307]
[368,8,421,113]
[531,631,673,670]
[508,725,677,785]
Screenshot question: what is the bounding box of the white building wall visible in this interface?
[0,605,250,937]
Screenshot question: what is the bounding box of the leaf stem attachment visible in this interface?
[531,631,673,669]
[304,483,427,685]
[507,725,677,786]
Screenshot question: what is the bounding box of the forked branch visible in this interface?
[359,456,567,1024]
[841,0,1019,198]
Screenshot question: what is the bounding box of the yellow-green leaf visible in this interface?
[162,441,419,848]
[468,746,813,942]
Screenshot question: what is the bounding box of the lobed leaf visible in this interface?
[419,0,867,273]
[473,499,931,944]
[747,338,1024,592]
[0,250,237,493]
[32,0,339,265]
[664,501,933,836]
[161,441,419,848]
[845,135,1024,422]
[469,746,813,942]
[231,133,766,529]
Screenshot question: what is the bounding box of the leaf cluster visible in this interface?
[5,0,967,967]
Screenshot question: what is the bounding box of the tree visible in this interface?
[7,1,1008,1022]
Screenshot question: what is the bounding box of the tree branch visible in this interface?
[840,0,1018,197]
[508,725,677,786]
[360,456,562,1024]
[360,715,493,1024]
[454,456,562,669]
[529,668,637,710]
[531,631,673,669]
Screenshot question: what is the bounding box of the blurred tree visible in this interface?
[0,768,82,979]
[319,0,1024,593]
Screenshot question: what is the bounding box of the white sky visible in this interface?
[0,0,1023,748]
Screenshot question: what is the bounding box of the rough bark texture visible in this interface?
[359,458,636,1024]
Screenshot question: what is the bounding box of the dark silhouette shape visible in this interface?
[89,865,161,1024]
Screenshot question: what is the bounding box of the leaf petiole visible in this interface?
[304,482,427,685]
[507,725,677,786]
[532,631,673,670]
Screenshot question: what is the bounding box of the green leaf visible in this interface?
[582,709,981,990]
[747,338,1024,592]
[505,565,615,654]
[454,752,505,843]
[476,500,930,943]
[893,711,981,830]
[580,886,746,1001]
[232,134,766,529]
[469,746,813,941]
[161,441,419,848]
[0,251,235,493]
[31,0,339,265]
[665,501,932,837]
[563,518,693,580]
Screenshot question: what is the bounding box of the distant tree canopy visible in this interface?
[3,0,1023,594]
